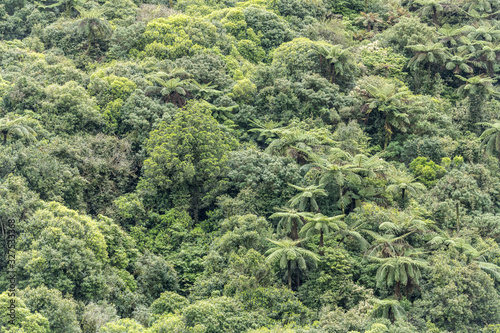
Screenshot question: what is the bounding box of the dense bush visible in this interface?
[1,0,500,332]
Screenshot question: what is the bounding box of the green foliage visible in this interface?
[99,319,145,333]
[227,147,302,217]
[266,238,320,289]
[237,287,311,324]
[386,168,426,208]
[3,0,500,332]
[316,43,357,85]
[271,38,323,78]
[251,73,344,122]
[75,7,113,55]
[0,134,135,213]
[297,246,369,310]
[0,291,50,333]
[118,89,176,149]
[81,301,119,333]
[373,254,428,299]
[183,296,268,333]
[378,16,437,54]
[355,76,412,148]
[140,15,230,60]
[332,121,371,155]
[0,113,37,145]
[18,286,80,333]
[139,100,237,219]
[479,121,500,160]
[326,0,364,17]
[88,72,137,108]
[409,157,446,187]
[242,6,292,50]
[15,202,109,300]
[149,291,189,318]
[40,81,104,134]
[413,255,500,331]
[277,0,327,19]
[360,44,408,79]
[428,168,494,217]
[215,214,273,253]
[133,253,179,303]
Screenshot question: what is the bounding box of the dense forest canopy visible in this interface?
[1,0,500,332]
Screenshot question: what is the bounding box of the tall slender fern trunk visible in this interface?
[287,261,292,289]
[319,230,324,255]
[291,221,298,240]
[395,281,401,300]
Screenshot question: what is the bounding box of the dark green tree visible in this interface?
[456,74,499,133]
[372,252,428,299]
[386,169,426,208]
[479,121,500,161]
[316,44,357,84]
[139,100,238,220]
[270,207,304,240]
[265,238,320,289]
[415,0,444,26]
[75,7,112,54]
[287,184,328,213]
[299,212,346,254]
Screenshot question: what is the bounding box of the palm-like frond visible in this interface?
[76,7,112,40]
[456,74,499,99]
[299,213,346,237]
[406,42,451,70]
[477,261,500,281]
[371,297,406,321]
[0,114,37,145]
[265,238,320,285]
[478,121,500,159]
[364,229,414,257]
[287,184,328,212]
[270,207,304,237]
[248,119,282,142]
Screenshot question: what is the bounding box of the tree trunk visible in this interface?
[0,219,5,240]
[339,186,345,215]
[405,278,413,298]
[487,61,494,78]
[401,188,406,209]
[456,202,460,234]
[432,9,438,26]
[291,220,298,240]
[287,261,292,289]
[191,188,200,222]
[319,230,324,255]
[2,132,7,145]
[395,281,401,300]
[384,117,390,150]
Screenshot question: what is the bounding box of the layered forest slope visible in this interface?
[1,0,500,332]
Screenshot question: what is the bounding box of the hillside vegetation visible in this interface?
[1,0,500,332]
